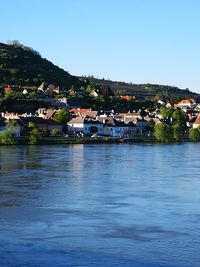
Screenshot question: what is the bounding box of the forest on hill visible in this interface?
[0,41,199,102]
[0,41,84,88]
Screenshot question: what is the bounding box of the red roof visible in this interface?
[178,99,194,105]
[69,108,91,114]
[120,95,136,101]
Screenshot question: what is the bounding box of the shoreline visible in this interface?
[0,136,197,145]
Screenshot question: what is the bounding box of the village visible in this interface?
[0,83,200,143]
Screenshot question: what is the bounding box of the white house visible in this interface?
[177,99,195,109]
[67,117,104,135]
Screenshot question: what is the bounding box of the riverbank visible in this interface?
[0,136,197,145]
[0,136,158,145]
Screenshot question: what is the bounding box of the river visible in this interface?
[0,143,200,266]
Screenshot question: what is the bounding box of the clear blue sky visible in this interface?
[1,0,200,92]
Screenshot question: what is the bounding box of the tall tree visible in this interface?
[0,121,17,144]
[154,122,172,142]
[172,123,185,141]
[28,122,42,144]
[189,128,198,141]
[160,107,173,120]
[172,109,187,124]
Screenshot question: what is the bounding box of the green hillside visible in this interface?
[0,41,199,101]
[85,77,199,100]
[0,41,84,88]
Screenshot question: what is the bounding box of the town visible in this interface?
[0,82,200,144]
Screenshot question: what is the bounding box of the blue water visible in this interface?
[0,143,200,266]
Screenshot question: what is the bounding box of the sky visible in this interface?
[1,0,200,92]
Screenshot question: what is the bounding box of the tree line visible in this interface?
[154,107,199,142]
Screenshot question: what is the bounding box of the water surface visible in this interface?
[0,143,200,266]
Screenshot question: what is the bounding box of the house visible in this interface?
[19,116,49,133]
[194,104,200,111]
[67,116,84,134]
[2,112,20,120]
[119,112,140,122]
[55,97,68,107]
[45,119,64,135]
[67,117,104,135]
[166,102,172,108]
[46,84,60,95]
[69,108,98,118]
[38,82,46,92]
[135,118,149,135]
[157,100,165,105]
[177,99,195,109]
[36,108,56,119]
[90,89,99,97]
[11,117,64,136]
[187,116,197,128]
[193,114,200,129]
[101,117,135,137]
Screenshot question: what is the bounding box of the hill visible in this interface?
[85,77,199,100]
[0,41,84,88]
[0,41,199,101]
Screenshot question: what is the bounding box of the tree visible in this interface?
[154,122,172,142]
[85,84,93,96]
[146,119,155,135]
[50,128,59,136]
[53,109,70,125]
[28,122,42,144]
[189,128,198,141]
[0,122,17,145]
[68,85,77,97]
[172,109,187,124]
[172,123,185,141]
[160,107,173,120]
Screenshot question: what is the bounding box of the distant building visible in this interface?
[177,99,195,109]
[67,117,104,135]
[120,95,136,101]
[193,114,200,129]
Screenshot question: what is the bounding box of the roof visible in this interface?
[194,114,200,125]
[69,108,91,113]
[68,116,103,125]
[84,118,103,125]
[44,119,63,125]
[44,109,56,119]
[178,99,194,105]
[119,111,141,118]
[68,117,84,124]
[81,111,98,118]
[19,116,48,125]
[120,95,136,101]
[9,119,24,127]
[69,108,98,118]
[103,117,129,127]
